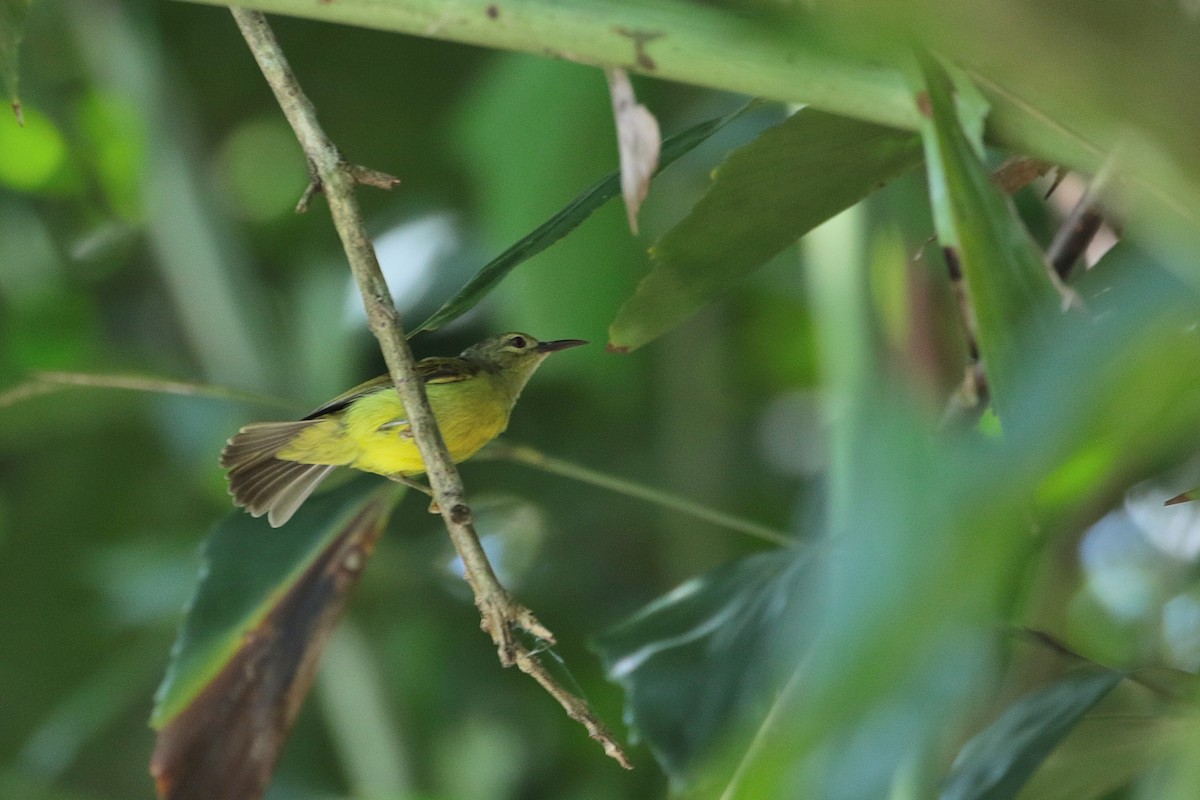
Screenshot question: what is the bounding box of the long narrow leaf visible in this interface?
[411,102,755,334]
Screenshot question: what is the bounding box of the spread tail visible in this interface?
[220,422,337,528]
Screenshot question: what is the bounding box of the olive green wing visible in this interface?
[416,356,480,385]
[301,375,394,420]
[300,357,479,420]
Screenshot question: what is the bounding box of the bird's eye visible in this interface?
[507,336,527,349]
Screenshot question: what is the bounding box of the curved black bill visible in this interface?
[537,339,589,353]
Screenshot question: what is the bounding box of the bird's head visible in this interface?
[462,333,588,394]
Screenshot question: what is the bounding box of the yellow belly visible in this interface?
[278,377,511,477]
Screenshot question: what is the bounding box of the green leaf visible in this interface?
[1018,714,1175,800]
[181,0,919,132]
[176,0,1200,267]
[0,0,30,121]
[939,669,1123,800]
[412,102,754,335]
[718,267,1200,797]
[608,108,922,352]
[917,55,1062,419]
[593,549,818,786]
[149,478,398,799]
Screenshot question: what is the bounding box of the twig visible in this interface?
[1046,159,1116,281]
[229,8,630,769]
[0,372,291,411]
[483,442,791,546]
[1048,205,1104,281]
[1013,627,1178,701]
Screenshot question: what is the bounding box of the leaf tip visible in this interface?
[605,342,630,354]
[11,99,22,127]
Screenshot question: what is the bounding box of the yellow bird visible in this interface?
[220,332,587,527]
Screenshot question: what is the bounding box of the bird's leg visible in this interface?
[388,474,442,513]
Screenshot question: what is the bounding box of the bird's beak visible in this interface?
[537,339,589,353]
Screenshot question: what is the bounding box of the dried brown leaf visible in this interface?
[150,496,392,800]
[605,67,660,235]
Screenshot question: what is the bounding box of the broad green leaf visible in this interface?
[917,56,1062,419]
[594,549,818,786]
[0,0,30,121]
[608,108,922,352]
[150,478,398,799]
[412,102,753,335]
[939,669,1122,800]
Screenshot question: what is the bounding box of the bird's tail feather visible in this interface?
[221,421,337,527]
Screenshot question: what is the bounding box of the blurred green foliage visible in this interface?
[4,1,1200,800]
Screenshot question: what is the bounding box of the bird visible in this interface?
[220,332,587,527]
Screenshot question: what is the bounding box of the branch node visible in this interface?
[295,180,321,214]
[347,163,402,191]
[294,157,324,213]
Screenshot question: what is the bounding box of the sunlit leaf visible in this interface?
[917,55,1063,419]
[940,669,1122,800]
[594,549,818,786]
[0,0,30,122]
[150,479,399,800]
[412,102,754,335]
[608,108,922,352]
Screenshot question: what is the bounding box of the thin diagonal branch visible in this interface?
[229,7,629,769]
[1047,159,1117,281]
[482,442,791,546]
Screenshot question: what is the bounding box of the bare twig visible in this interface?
[229,8,629,768]
[483,442,791,546]
[1047,160,1117,281]
[1048,205,1104,281]
[0,371,290,411]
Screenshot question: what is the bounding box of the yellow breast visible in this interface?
[281,375,511,477]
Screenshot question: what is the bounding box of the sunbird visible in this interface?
[221,332,587,527]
